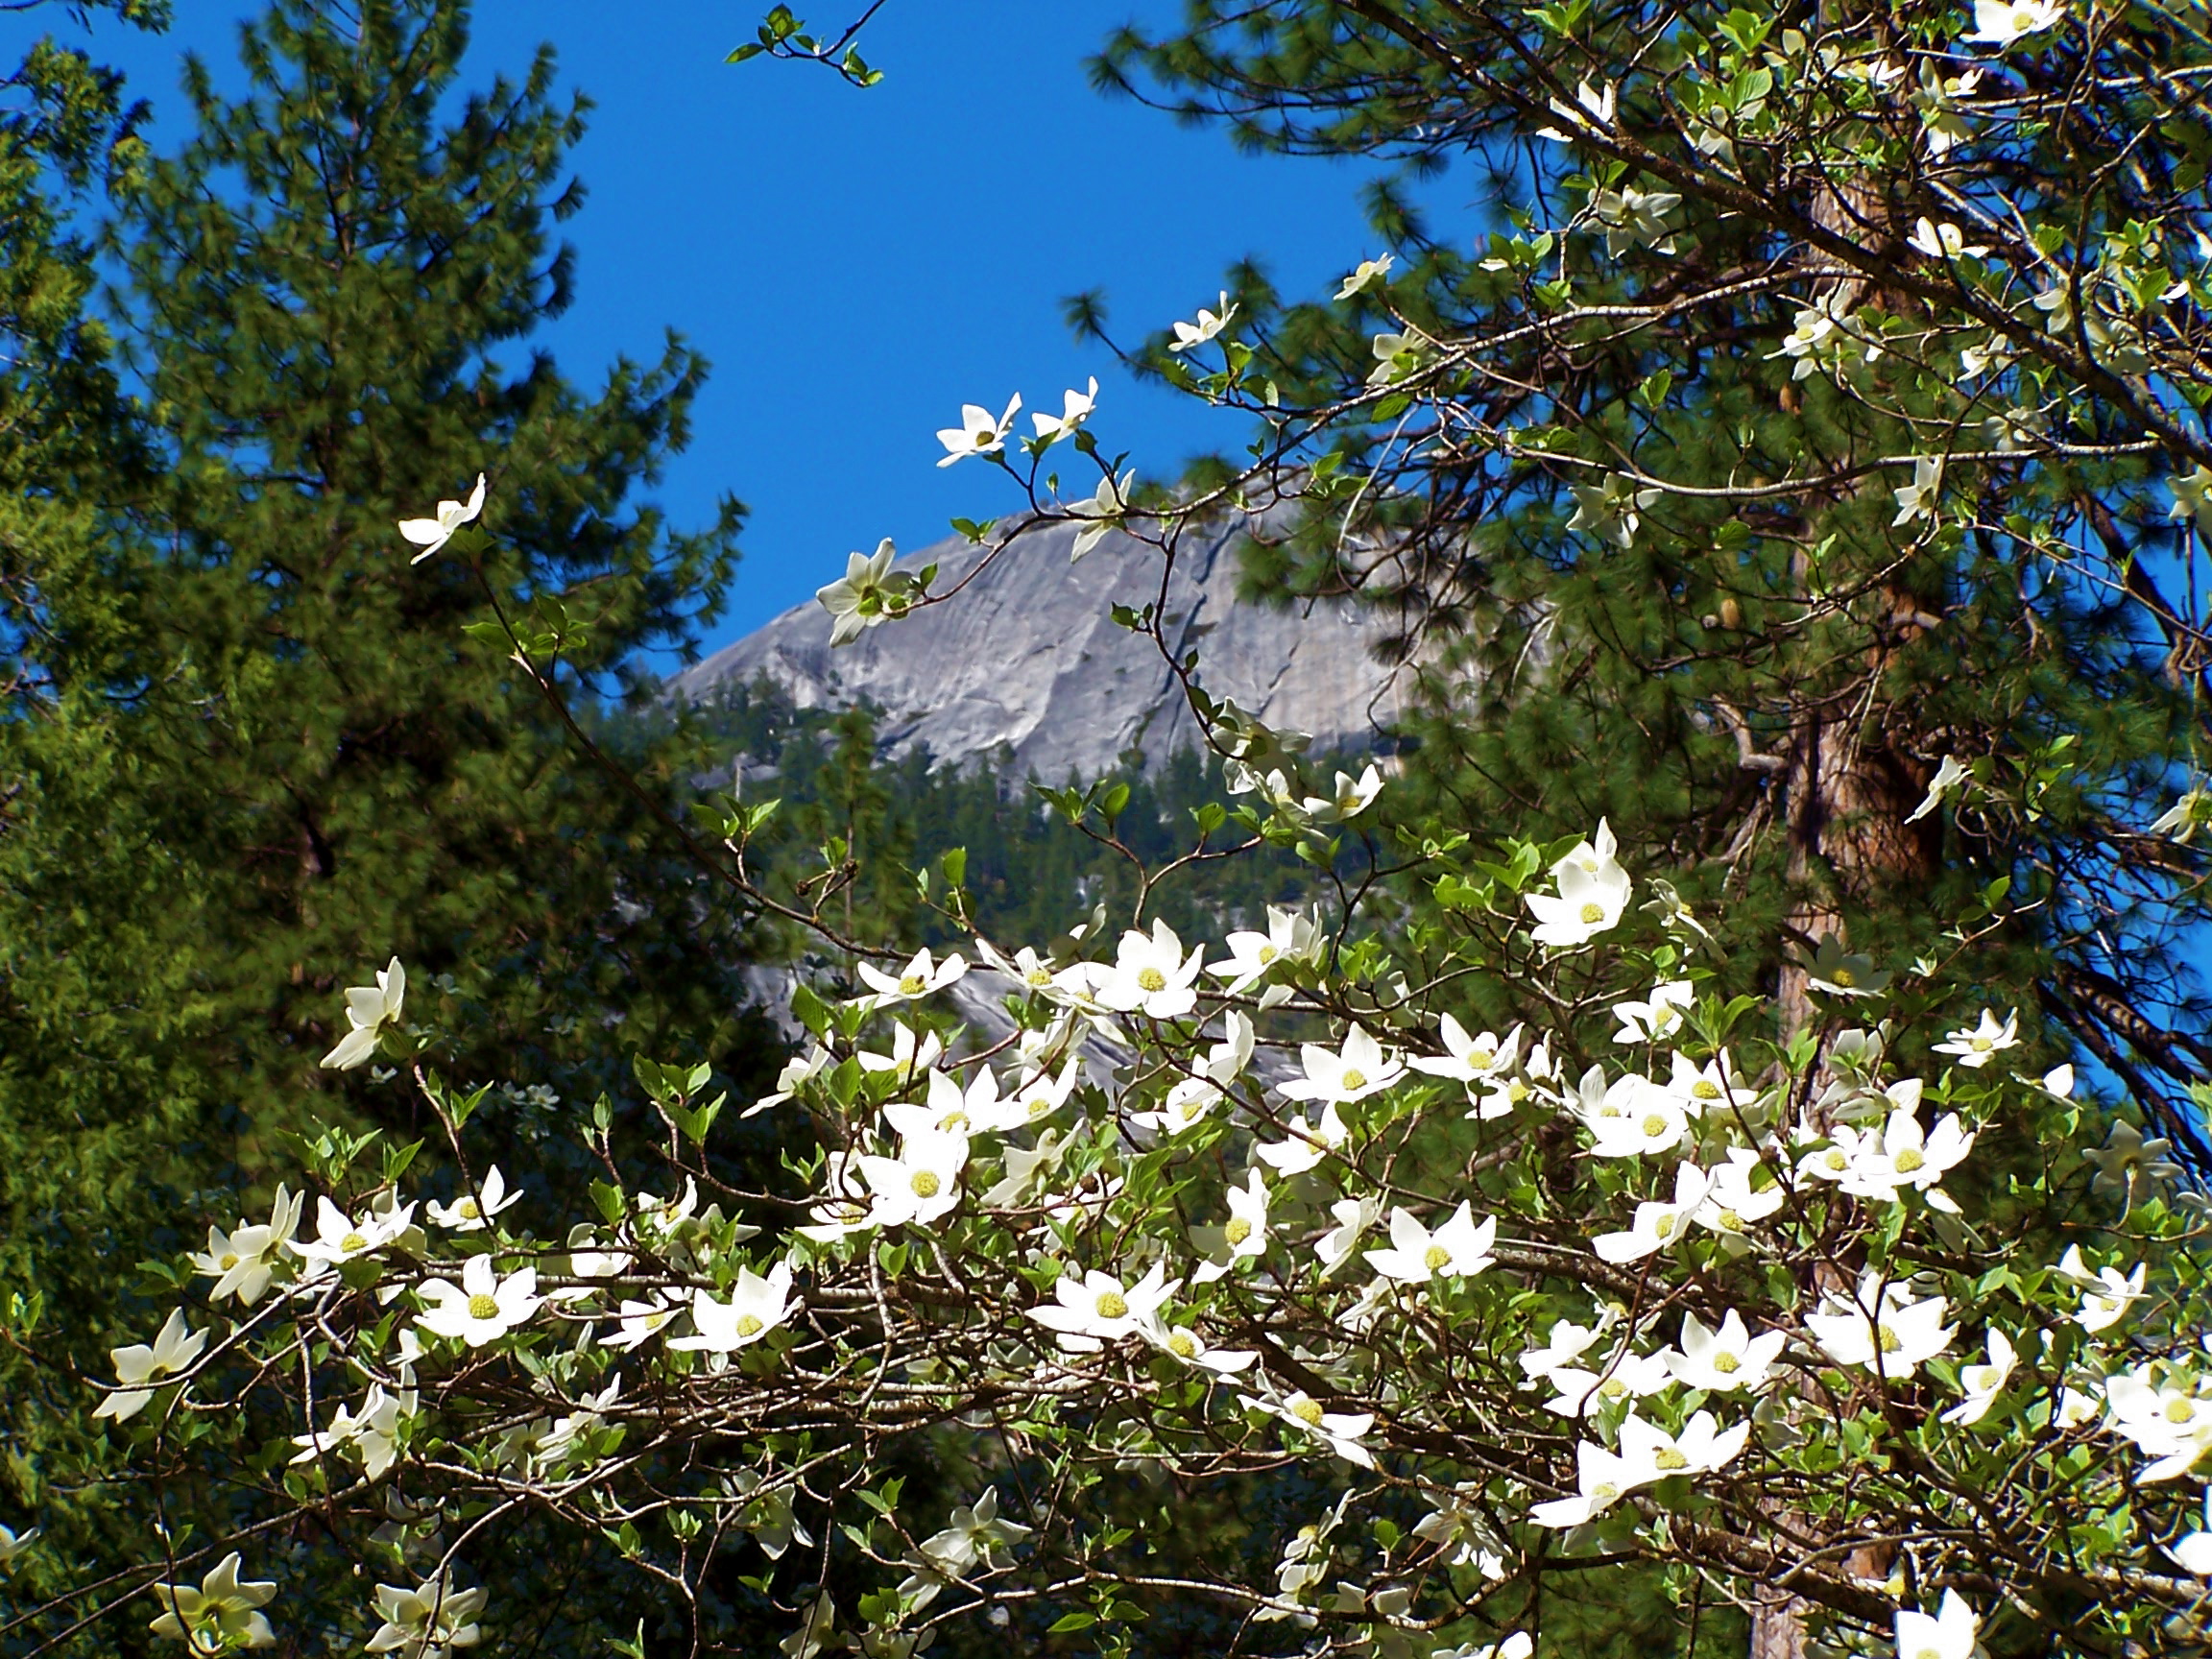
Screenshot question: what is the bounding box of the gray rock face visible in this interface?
[670,517,1409,781]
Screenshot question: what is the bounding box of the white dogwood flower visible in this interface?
[856,947,968,1006]
[1526,821,1632,947]
[1933,1007,2019,1069]
[366,1572,486,1657]
[292,1382,417,1479]
[1030,378,1097,445]
[1544,1350,1673,1417]
[1807,1280,1955,1379]
[857,1131,970,1229]
[935,394,1022,466]
[398,472,485,563]
[2057,1245,2148,1334]
[426,1166,519,1233]
[1893,1590,1979,1659]
[1611,980,1695,1045]
[1964,0,2063,47]
[1667,1310,1786,1392]
[1247,1387,1376,1467]
[1280,1024,1404,1107]
[290,1195,416,1269]
[1028,1263,1178,1351]
[1593,1162,1712,1262]
[147,1551,278,1650]
[322,956,407,1070]
[1941,1329,2020,1426]
[1168,292,1236,352]
[417,1256,541,1348]
[815,540,902,646]
[1335,252,1395,299]
[1364,1201,1498,1285]
[671,1263,797,1355]
[1067,469,1134,561]
[94,1309,208,1423]
[1089,920,1204,1019]
[190,1185,304,1305]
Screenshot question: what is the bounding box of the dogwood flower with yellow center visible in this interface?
[1844,1102,1975,1212]
[1526,821,1632,947]
[1585,1076,1691,1159]
[1408,1014,1524,1090]
[322,956,407,1070]
[816,539,905,646]
[426,1165,518,1233]
[1246,1386,1376,1467]
[1364,1201,1498,1285]
[1030,377,1097,445]
[1141,1317,1258,1374]
[290,1195,416,1270]
[856,947,968,1007]
[1066,468,1134,561]
[1667,1310,1786,1392]
[1907,220,1990,261]
[1610,980,1695,1045]
[748,1044,830,1118]
[1893,1589,1979,1659]
[601,1294,684,1352]
[886,1066,1000,1141]
[1088,919,1205,1019]
[1254,1102,1351,1176]
[94,1309,208,1422]
[1195,1169,1271,1284]
[1964,0,2064,46]
[855,1020,944,1082]
[1209,906,1318,994]
[856,1131,969,1229]
[670,1262,796,1355]
[1336,253,1396,300]
[1528,1430,1665,1529]
[1519,1314,1617,1383]
[935,394,1022,466]
[190,1184,303,1305]
[1807,1280,1955,1379]
[0,1523,37,1571]
[1941,1329,2019,1425]
[1167,292,1236,352]
[1933,1007,2019,1068]
[1028,1263,1178,1351]
[398,472,485,564]
[2056,1245,2148,1334]
[1544,1349,1673,1417]
[1892,455,1944,526]
[1280,1024,1404,1106]
[1301,763,1383,823]
[417,1256,541,1348]
[1692,1148,1788,1236]
[366,1572,486,1657]
[147,1551,278,1650]
[1659,1051,1757,1117]
[1593,1162,1713,1263]
[292,1382,417,1479]
[2104,1365,2212,1479]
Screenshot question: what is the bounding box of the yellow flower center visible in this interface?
[1167,1331,1198,1358]
[341,1233,368,1253]
[1916,1648,1942,1659]
[1290,1398,1326,1428]
[1341,1069,1367,1092]
[1137,967,1167,993]
[909,1170,942,1199]
[1970,1036,1993,1051]
[1878,1325,1903,1354]
[1470,1048,1495,1069]
[467,1294,500,1321]
[219,1253,240,1270]
[940,1112,969,1132]
[1893,1148,1926,1173]
[457,1198,480,1219]
[1830,966,1856,987]
[1424,1244,1452,1272]
[1713,1352,1741,1375]
[1095,1291,1129,1320]
[1823,1151,1848,1172]
[900,974,926,996]
[972,428,993,448]
[1654,1214,1677,1238]
[1653,1447,1689,1471]
[1599,1378,1626,1399]
[1225,1217,1253,1246]
[1642,1114,1670,1138]
[2167,1398,2198,1424]
[1716,1209,1743,1233]
[735,1314,763,1338]
[1257,944,1278,963]
[1580,902,1605,925]
[1692,1080,1720,1100]
[1591,1481,1620,1504]
[1026,969,1051,986]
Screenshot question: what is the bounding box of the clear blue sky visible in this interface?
[38,1,1409,662]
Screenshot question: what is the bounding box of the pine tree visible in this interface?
[0,0,761,1630]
